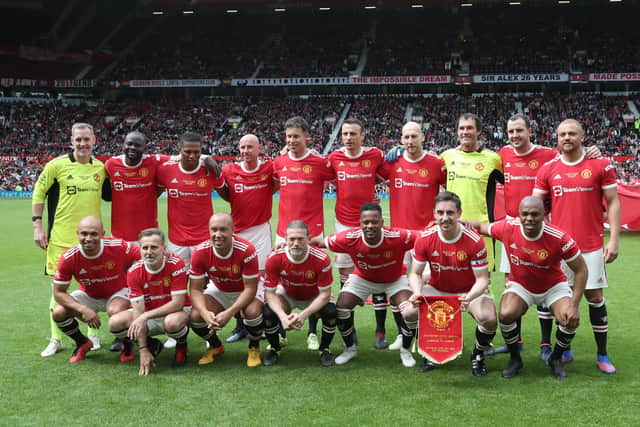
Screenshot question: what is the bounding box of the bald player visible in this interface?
[51,217,140,363]
[188,213,264,368]
[218,133,276,344]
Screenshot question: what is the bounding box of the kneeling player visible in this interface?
[407,192,497,376]
[109,228,190,376]
[319,202,418,368]
[470,196,587,379]
[189,213,264,367]
[51,217,139,363]
[262,220,336,366]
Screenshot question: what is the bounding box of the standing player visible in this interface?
[51,217,139,363]
[470,197,587,379]
[407,191,497,376]
[379,121,447,349]
[109,228,190,375]
[262,220,336,367]
[318,203,418,368]
[217,133,276,344]
[156,132,224,269]
[440,113,503,271]
[273,117,334,349]
[32,122,109,357]
[534,119,621,374]
[327,118,394,350]
[189,213,264,368]
[105,131,167,244]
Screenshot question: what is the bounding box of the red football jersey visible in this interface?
[53,238,141,299]
[264,245,333,301]
[379,151,446,229]
[489,219,580,293]
[325,227,415,283]
[127,256,189,310]
[156,160,224,246]
[273,150,334,237]
[499,145,556,217]
[328,147,384,226]
[412,225,488,293]
[105,154,169,241]
[189,237,260,292]
[221,160,274,232]
[534,154,617,252]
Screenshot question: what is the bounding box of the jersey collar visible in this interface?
[213,238,234,259]
[560,150,586,166]
[403,151,427,163]
[361,230,384,248]
[144,257,167,274]
[285,245,310,264]
[78,239,104,259]
[519,223,545,242]
[178,161,202,174]
[343,147,363,159]
[437,224,463,244]
[240,160,261,174]
[288,149,311,161]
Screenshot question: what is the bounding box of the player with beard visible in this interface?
[262,221,336,367]
[317,203,418,368]
[534,119,620,374]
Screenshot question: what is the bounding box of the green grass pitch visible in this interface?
[1,197,638,426]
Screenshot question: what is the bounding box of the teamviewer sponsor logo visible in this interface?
[552,185,563,196]
[234,183,244,193]
[169,188,179,198]
[66,185,77,195]
[114,181,124,191]
[394,178,402,188]
[280,176,287,186]
[337,171,346,181]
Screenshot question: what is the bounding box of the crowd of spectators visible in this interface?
[1,93,639,190]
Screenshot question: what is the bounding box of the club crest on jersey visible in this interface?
[105,260,116,270]
[528,160,539,169]
[260,174,268,180]
[426,300,456,331]
[537,249,549,260]
[581,169,592,179]
[362,159,371,168]
[139,168,149,177]
[302,165,313,174]
[93,173,101,183]
[456,251,467,261]
[419,168,429,177]
[305,270,316,279]
[197,178,208,187]
[232,264,240,274]
[475,163,485,171]
[163,277,171,287]
[383,250,393,258]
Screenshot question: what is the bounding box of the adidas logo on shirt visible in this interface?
[553,174,562,180]
[171,178,179,183]
[114,172,121,176]
[209,266,217,271]
[510,243,518,249]
[79,268,88,274]
[432,251,439,257]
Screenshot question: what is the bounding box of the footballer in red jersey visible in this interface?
[218,134,275,268]
[407,192,496,376]
[327,118,396,351]
[470,196,588,379]
[379,121,446,230]
[318,203,418,368]
[273,117,334,241]
[156,132,224,266]
[217,133,276,343]
[533,119,621,375]
[109,229,190,375]
[105,132,169,242]
[188,213,264,368]
[262,220,337,366]
[51,217,139,363]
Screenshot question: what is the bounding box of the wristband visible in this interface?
[32,216,42,222]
